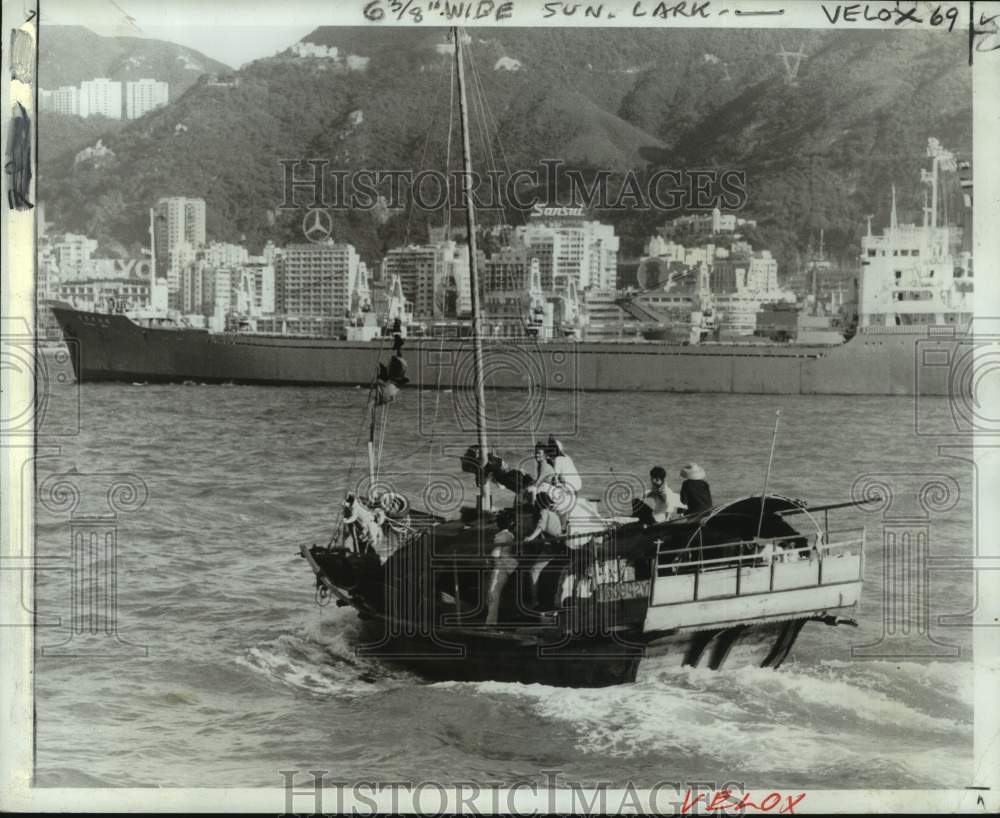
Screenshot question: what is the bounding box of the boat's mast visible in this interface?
[148,207,156,286]
[454,27,492,512]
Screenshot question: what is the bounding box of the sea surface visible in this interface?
[31,381,975,789]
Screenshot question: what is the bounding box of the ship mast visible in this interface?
[454,27,492,512]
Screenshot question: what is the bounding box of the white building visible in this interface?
[53,233,98,280]
[660,208,757,239]
[204,241,249,268]
[382,241,470,319]
[276,241,360,337]
[247,262,275,315]
[513,215,619,291]
[290,42,338,58]
[126,79,169,119]
[79,78,122,119]
[154,197,207,307]
[41,85,81,115]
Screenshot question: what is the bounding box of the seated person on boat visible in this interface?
[679,463,713,514]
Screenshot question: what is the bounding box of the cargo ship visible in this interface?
[46,303,973,396]
[49,140,973,397]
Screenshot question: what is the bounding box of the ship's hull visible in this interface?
[51,305,965,395]
[348,617,807,687]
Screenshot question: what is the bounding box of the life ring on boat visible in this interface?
[376,491,410,521]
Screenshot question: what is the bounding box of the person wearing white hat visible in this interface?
[679,463,713,514]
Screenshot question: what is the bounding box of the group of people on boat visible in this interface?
[632,463,713,525]
[336,428,718,622]
[479,437,715,624]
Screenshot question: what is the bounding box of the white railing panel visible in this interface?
[822,553,863,583]
[772,560,821,590]
[651,574,695,606]
[643,583,863,632]
[740,566,772,594]
[697,568,738,599]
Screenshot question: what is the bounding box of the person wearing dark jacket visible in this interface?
[679,463,713,514]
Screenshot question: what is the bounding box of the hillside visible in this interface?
[39,25,231,95]
[38,26,971,268]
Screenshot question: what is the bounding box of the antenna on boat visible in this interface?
[454,26,492,513]
[756,409,782,540]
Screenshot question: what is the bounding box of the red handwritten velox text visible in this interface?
[680,789,807,814]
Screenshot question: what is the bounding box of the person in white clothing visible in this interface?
[546,436,582,492]
[342,494,385,558]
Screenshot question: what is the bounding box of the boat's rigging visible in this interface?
[456,26,492,512]
[466,39,517,226]
[424,335,447,487]
[404,47,456,247]
[756,410,782,540]
[444,45,457,239]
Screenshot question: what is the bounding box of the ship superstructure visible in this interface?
[858,139,973,329]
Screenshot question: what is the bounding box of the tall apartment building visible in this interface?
[382,241,470,319]
[275,241,359,337]
[41,85,81,115]
[204,241,249,268]
[513,216,618,291]
[79,78,122,119]
[246,261,276,314]
[53,233,99,280]
[125,79,169,119]
[712,250,775,293]
[154,197,207,306]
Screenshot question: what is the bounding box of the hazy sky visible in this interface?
[38,0,354,68]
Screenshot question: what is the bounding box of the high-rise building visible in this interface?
[275,241,359,337]
[247,262,275,314]
[41,85,81,115]
[79,78,122,119]
[383,245,436,315]
[154,197,207,306]
[204,241,249,268]
[513,216,619,291]
[53,233,98,280]
[382,241,470,319]
[125,79,169,119]
[180,259,208,314]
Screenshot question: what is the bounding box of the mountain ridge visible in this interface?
[38,26,972,269]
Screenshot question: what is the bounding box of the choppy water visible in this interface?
[32,382,975,788]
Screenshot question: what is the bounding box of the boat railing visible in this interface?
[652,528,865,600]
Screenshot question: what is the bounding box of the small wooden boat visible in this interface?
[302,494,865,687]
[300,27,866,687]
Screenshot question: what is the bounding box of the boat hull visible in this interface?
[50,304,966,396]
[347,617,807,687]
